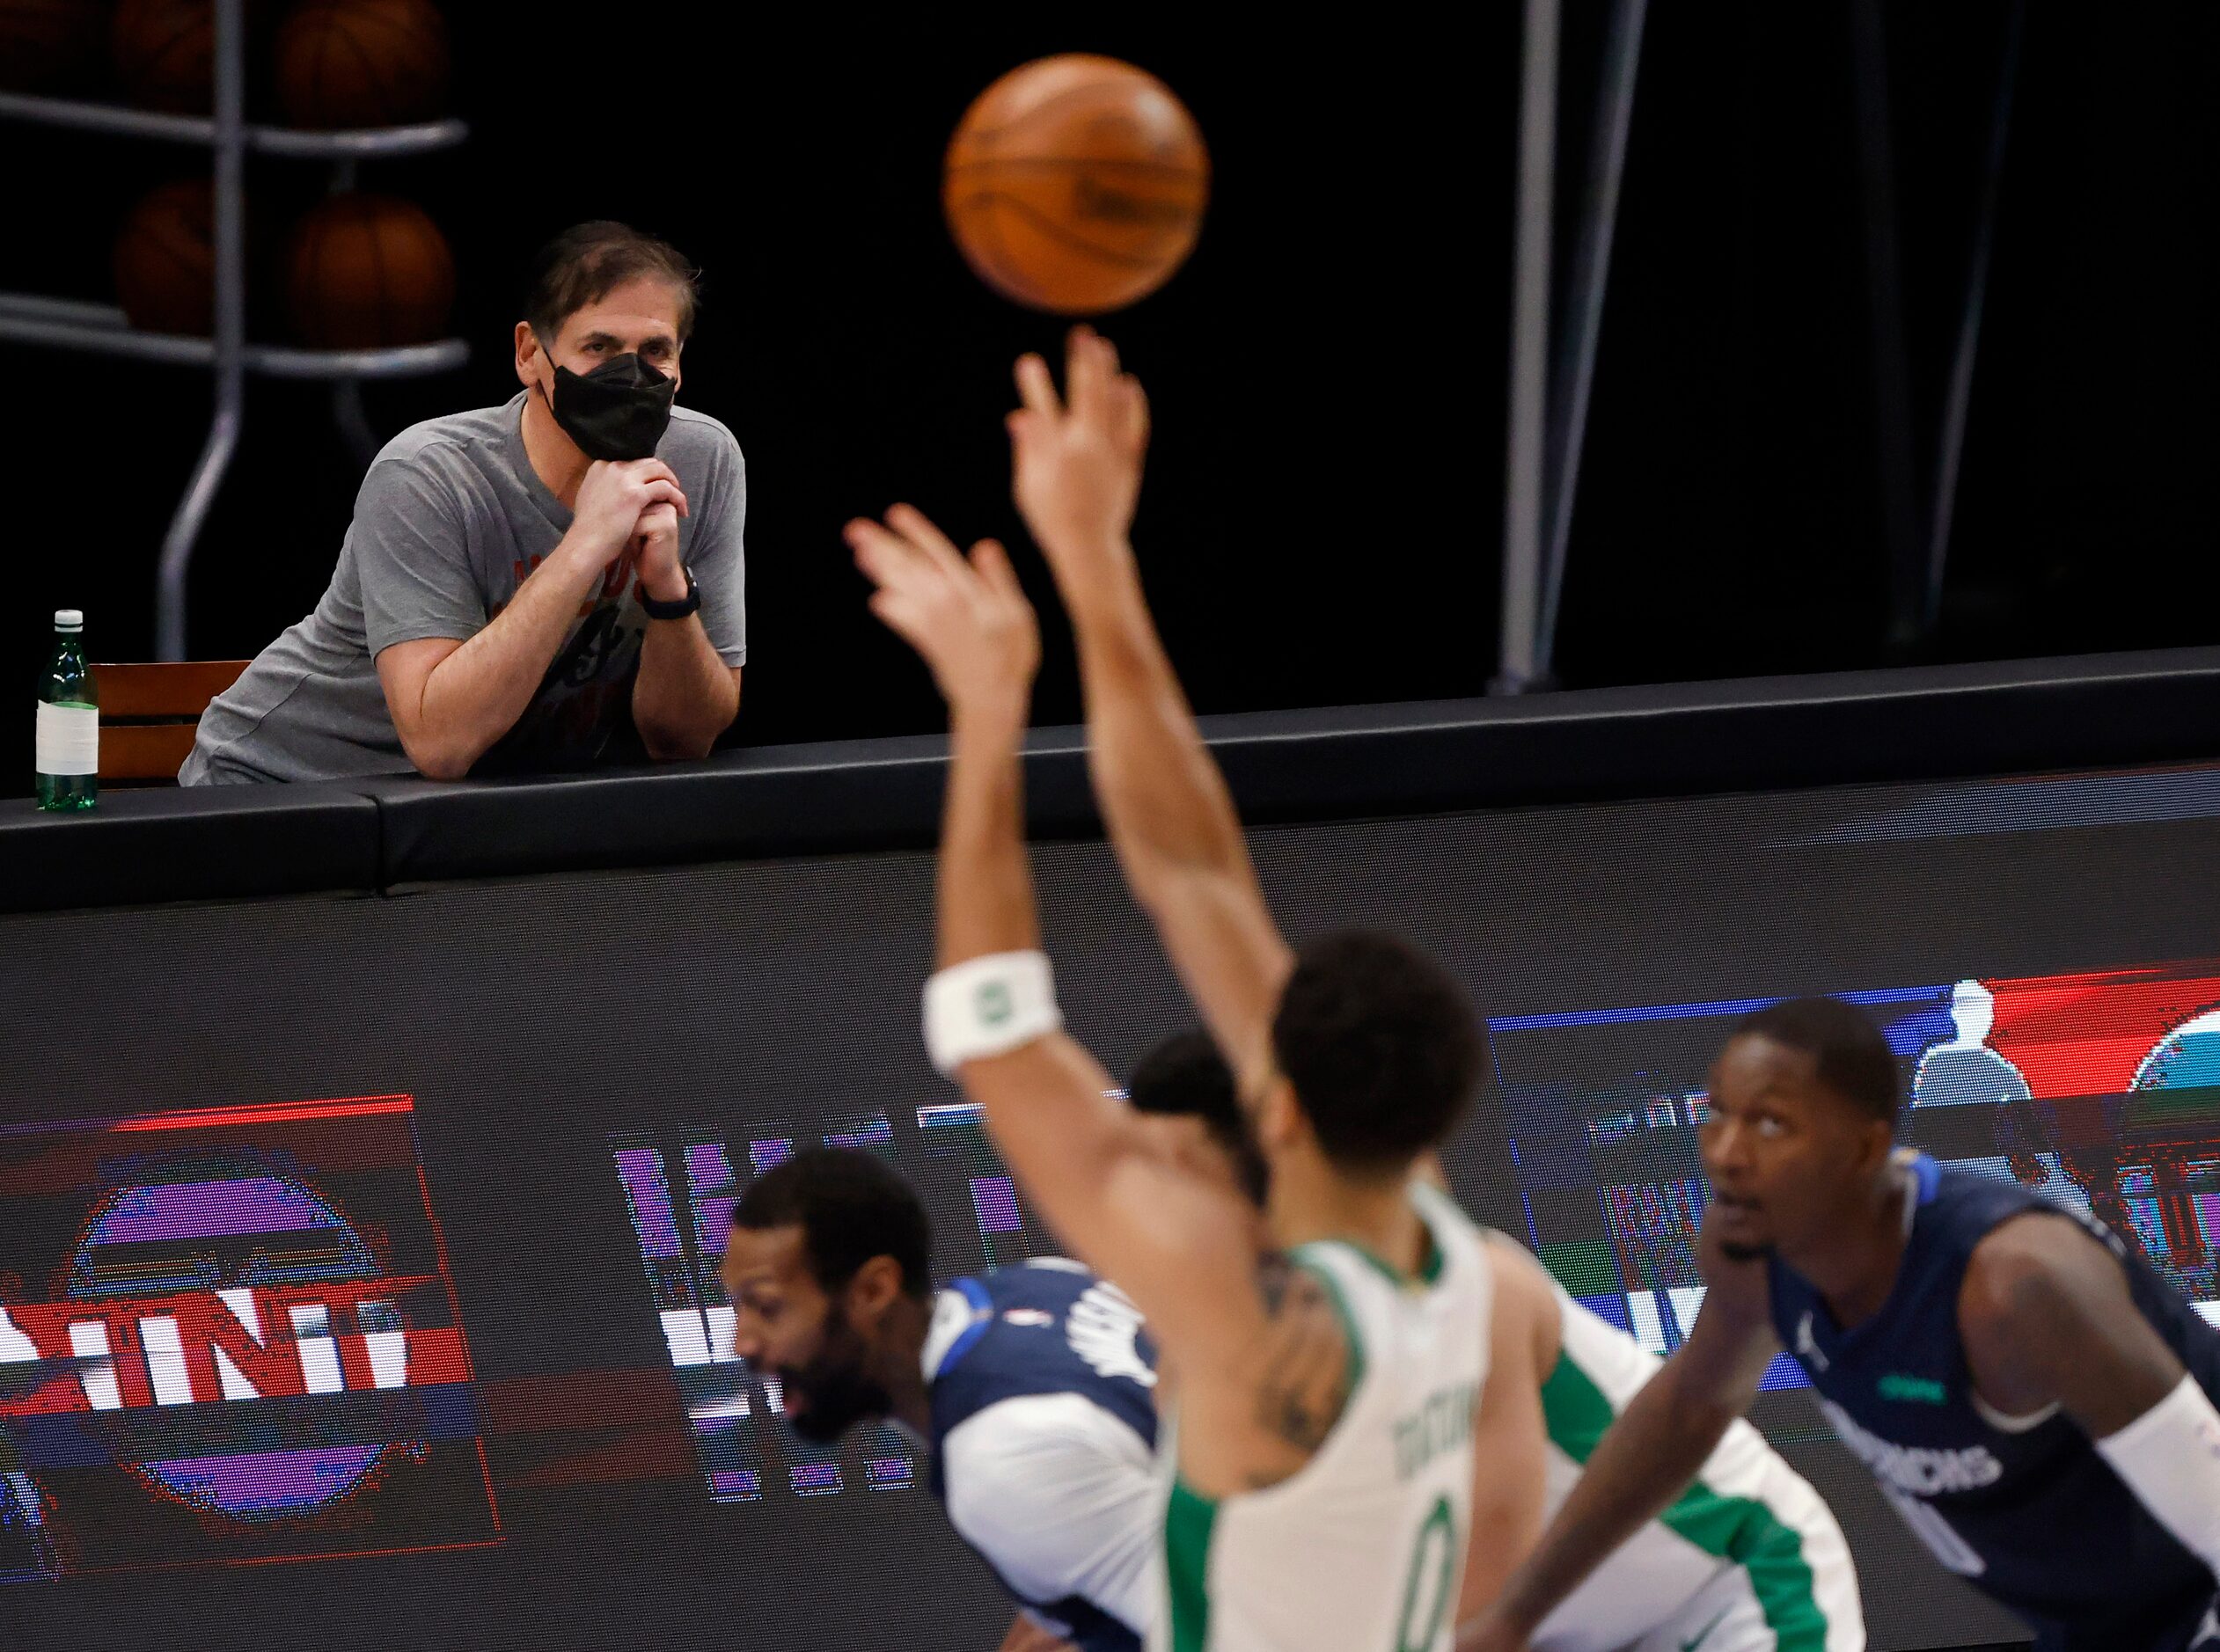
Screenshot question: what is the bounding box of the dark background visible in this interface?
[4,2,2218,794]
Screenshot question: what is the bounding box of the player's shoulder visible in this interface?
[1961,1204,2124,1326]
[663,405,744,471]
[938,1389,1157,1613]
[1481,1232,1564,1371]
[926,1260,1139,1384]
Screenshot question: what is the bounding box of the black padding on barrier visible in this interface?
[0,783,381,915]
[358,729,1099,886]
[1197,645,2220,822]
[363,645,2220,887]
[11,644,2220,910]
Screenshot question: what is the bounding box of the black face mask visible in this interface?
[544,352,675,462]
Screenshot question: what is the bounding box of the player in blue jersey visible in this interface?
[722,1146,1145,1650]
[716,1022,1502,1650]
[1469,996,2220,1652]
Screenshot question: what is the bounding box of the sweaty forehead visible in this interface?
[1711,1032,1825,1102]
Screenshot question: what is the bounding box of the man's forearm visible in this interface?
[634,613,738,759]
[937,703,1037,969]
[411,541,604,778]
[1061,552,1252,902]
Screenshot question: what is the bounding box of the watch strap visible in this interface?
[640,566,700,620]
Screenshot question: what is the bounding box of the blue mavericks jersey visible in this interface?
[1769,1154,2220,1651]
[926,1259,1160,1652]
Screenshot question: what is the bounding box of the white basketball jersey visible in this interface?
[1149,1182,1492,1652]
[1534,1289,1865,1652]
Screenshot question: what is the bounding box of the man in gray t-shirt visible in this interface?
[183,223,745,785]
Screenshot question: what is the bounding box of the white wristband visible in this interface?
[2097,1373,2220,1580]
[924,951,1063,1077]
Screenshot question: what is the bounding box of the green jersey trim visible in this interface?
[1285,1249,1369,1400]
[1300,1190,1450,1294]
[1540,1351,1830,1652]
[1164,1476,1220,1652]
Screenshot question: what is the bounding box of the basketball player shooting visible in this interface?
[1465,998,2220,1652]
[847,327,1557,1651]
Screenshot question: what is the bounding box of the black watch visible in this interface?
[640,566,700,620]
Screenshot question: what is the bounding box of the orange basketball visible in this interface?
[943,55,1209,316]
[114,179,221,335]
[0,0,106,94]
[114,177,277,335]
[113,0,272,114]
[285,193,455,349]
[275,0,451,130]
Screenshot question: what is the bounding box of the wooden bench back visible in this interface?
[92,661,252,782]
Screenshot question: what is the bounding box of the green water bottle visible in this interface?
[35,609,98,811]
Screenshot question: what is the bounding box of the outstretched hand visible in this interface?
[848,503,1040,723]
[1009,325,1149,592]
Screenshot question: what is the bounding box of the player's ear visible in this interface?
[847,1254,904,1322]
[514,320,542,390]
[1252,1071,1303,1156]
[1857,1115,1897,1178]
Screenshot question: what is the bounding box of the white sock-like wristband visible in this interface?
[2096,1372,2220,1580]
[924,951,1063,1077]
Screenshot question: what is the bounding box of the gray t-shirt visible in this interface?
[180,392,746,785]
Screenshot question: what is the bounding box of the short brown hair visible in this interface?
[523,221,700,343]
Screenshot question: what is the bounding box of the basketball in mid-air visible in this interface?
[943,55,1209,316]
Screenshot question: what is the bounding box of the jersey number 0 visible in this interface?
[1395,1496,1462,1651]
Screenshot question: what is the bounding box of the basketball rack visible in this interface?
[0,0,469,659]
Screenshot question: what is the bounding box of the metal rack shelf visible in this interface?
[0,89,466,157]
[0,296,468,378]
[0,0,469,658]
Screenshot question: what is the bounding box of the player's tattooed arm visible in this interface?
[1243,1256,1354,1480]
[1251,1259,1349,1450]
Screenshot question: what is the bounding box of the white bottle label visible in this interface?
[36,702,99,778]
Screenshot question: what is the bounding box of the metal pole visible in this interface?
[155,0,245,661]
[1497,0,1560,695]
[1926,0,2025,628]
[326,157,381,471]
[1849,0,1923,654]
[333,379,381,471]
[1536,0,1648,680]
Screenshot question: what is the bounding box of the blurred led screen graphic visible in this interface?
[19,761,2220,1647]
[0,1095,498,1581]
[1491,964,2220,1386]
[611,1100,1058,1509]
